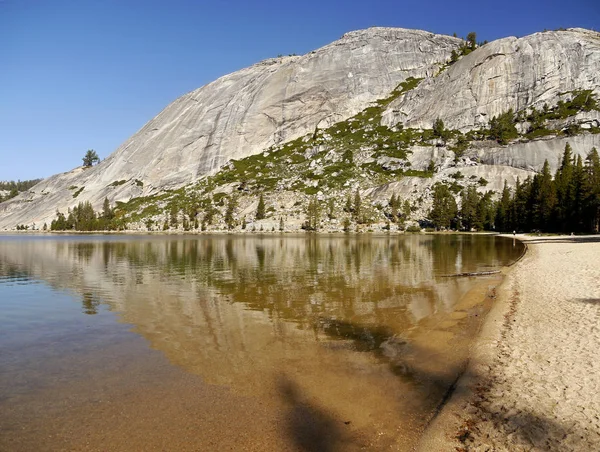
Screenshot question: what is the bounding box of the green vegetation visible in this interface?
[72,187,84,198]
[62,75,598,233]
[256,193,266,220]
[522,90,599,139]
[405,225,421,233]
[302,196,320,231]
[429,184,458,229]
[496,144,600,233]
[0,179,42,202]
[82,149,100,167]
[488,109,519,144]
[225,196,237,230]
[50,198,123,231]
[427,144,600,233]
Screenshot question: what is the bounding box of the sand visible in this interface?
[419,235,600,451]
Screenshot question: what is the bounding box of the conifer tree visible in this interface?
[169,204,179,228]
[204,197,215,225]
[82,149,100,167]
[476,192,496,230]
[344,193,352,213]
[495,181,512,231]
[573,155,586,231]
[495,145,600,233]
[584,148,600,232]
[403,200,411,219]
[102,197,114,221]
[555,143,575,230]
[466,32,477,49]
[353,189,362,222]
[460,186,480,230]
[430,184,457,229]
[225,196,237,230]
[389,194,398,222]
[304,197,320,231]
[256,194,266,220]
[531,160,556,230]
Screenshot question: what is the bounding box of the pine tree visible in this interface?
[450,49,459,63]
[555,143,575,230]
[512,177,533,231]
[353,189,361,222]
[389,194,398,222]
[489,109,518,145]
[573,155,586,231]
[584,148,600,232]
[225,196,237,230]
[531,160,556,230]
[402,200,411,219]
[102,197,114,221]
[344,193,352,213]
[169,204,179,228]
[460,186,480,230]
[256,194,266,220]
[327,198,336,219]
[433,118,445,138]
[430,184,457,229]
[466,32,477,49]
[82,149,100,167]
[476,192,495,230]
[303,197,320,231]
[204,197,215,225]
[495,181,512,231]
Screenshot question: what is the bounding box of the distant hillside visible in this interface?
[0,179,43,203]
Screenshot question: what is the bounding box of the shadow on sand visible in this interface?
[574,298,600,305]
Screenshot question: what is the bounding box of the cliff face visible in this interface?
[382,28,600,131]
[0,28,461,228]
[1,27,600,230]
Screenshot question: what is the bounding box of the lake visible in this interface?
[0,234,524,451]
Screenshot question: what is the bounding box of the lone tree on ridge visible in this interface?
[82,149,100,167]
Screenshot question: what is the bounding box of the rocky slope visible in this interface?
[0,28,461,229]
[382,28,600,131]
[1,27,599,231]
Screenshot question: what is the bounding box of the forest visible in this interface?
[430,144,600,233]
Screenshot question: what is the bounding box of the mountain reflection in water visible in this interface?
[0,234,523,451]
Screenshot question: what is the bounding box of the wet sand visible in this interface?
[419,235,600,451]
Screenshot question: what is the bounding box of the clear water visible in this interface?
[0,234,524,451]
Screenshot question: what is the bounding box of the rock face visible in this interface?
[1,27,600,230]
[382,28,600,131]
[0,28,461,229]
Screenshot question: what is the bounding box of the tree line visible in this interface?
[429,144,600,233]
[0,179,43,202]
[50,198,124,231]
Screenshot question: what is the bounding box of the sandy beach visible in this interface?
[419,235,600,451]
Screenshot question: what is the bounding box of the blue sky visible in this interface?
[1,0,598,181]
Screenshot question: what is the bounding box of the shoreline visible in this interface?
[418,234,600,451]
[0,229,507,236]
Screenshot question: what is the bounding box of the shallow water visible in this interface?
[0,234,524,451]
